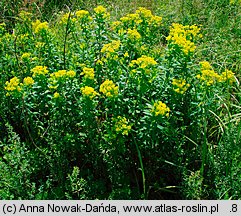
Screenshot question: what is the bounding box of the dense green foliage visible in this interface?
[0,0,241,200]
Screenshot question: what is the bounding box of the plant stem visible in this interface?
[132,134,146,199]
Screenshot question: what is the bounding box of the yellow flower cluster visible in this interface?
[136,7,153,19]
[197,61,224,86]
[50,70,76,79]
[48,70,76,89]
[5,77,21,93]
[99,80,118,98]
[60,10,92,24]
[120,13,141,24]
[101,40,121,54]
[150,15,163,25]
[151,101,170,117]
[23,77,34,86]
[35,42,45,49]
[120,7,162,27]
[19,11,32,20]
[199,61,212,70]
[113,116,132,135]
[111,21,122,30]
[53,92,60,98]
[219,69,236,84]
[75,10,90,19]
[94,6,110,18]
[130,55,157,69]
[31,66,49,77]
[21,52,31,60]
[197,61,235,86]
[127,28,141,41]
[172,78,190,94]
[81,67,95,80]
[32,20,48,33]
[196,63,220,86]
[5,76,35,96]
[81,86,99,99]
[166,23,201,54]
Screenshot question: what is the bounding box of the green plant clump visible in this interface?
[0,4,241,199]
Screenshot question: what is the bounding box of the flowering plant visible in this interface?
[0,5,238,200]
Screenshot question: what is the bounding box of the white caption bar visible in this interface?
[0,200,240,216]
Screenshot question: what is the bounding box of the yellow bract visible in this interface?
[101,40,121,53]
[120,13,141,24]
[166,23,201,54]
[219,69,236,84]
[81,86,99,99]
[19,11,32,21]
[31,66,49,77]
[130,55,157,69]
[23,77,34,86]
[75,10,89,18]
[53,92,60,98]
[5,77,21,92]
[21,52,31,60]
[113,116,132,135]
[119,7,162,27]
[127,28,141,41]
[81,67,95,80]
[32,20,48,33]
[136,7,153,19]
[60,12,77,24]
[172,78,190,94]
[94,6,110,18]
[197,61,221,86]
[151,101,170,117]
[200,61,212,70]
[100,80,118,98]
[111,21,122,30]
[50,70,76,79]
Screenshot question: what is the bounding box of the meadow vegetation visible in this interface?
[0,0,241,199]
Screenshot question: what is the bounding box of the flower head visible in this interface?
[5,77,22,95]
[197,61,221,86]
[66,70,76,78]
[219,69,236,84]
[127,28,141,41]
[113,116,132,135]
[94,6,110,18]
[50,69,76,79]
[120,13,141,25]
[151,101,170,117]
[130,55,157,69]
[31,66,49,77]
[21,52,31,60]
[101,40,121,53]
[76,10,89,18]
[81,86,99,99]
[172,78,190,94]
[136,7,153,19]
[60,12,76,24]
[23,77,34,86]
[19,11,32,21]
[99,80,118,98]
[32,20,48,33]
[53,92,60,98]
[81,67,95,80]
[166,23,201,54]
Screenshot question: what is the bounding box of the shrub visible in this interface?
[1,5,240,199]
